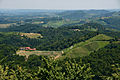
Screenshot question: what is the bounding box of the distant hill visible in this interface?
[90,16,120,30]
[83,10,110,14]
[58,10,87,20]
[100,11,120,17]
[61,23,105,32]
[57,10,110,20]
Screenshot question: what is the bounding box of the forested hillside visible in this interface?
[0,40,120,79]
[0,9,120,80]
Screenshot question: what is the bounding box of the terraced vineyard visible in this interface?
[63,34,113,58]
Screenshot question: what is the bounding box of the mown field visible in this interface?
[16,50,62,60]
[32,21,44,24]
[19,33,43,39]
[43,20,80,28]
[63,34,113,58]
[0,23,16,28]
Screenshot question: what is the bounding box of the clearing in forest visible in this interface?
[19,33,43,39]
[16,50,62,60]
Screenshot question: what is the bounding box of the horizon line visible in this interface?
[0,8,120,10]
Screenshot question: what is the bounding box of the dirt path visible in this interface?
[54,54,61,60]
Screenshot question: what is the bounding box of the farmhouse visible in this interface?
[20,47,36,51]
[21,35,24,36]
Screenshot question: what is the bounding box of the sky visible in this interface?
[0,0,120,9]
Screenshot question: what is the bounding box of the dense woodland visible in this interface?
[0,10,120,79]
[0,40,120,79]
[0,23,101,51]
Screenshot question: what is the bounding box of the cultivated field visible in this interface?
[16,50,62,60]
[43,20,80,28]
[32,21,44,24]
[19,33,43,39]
[63,34,113,58]
[0,23,16,28]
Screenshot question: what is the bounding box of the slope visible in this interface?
[63,34,113,58]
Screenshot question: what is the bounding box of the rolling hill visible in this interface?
[63,34,113,58]
[57,10,111,20]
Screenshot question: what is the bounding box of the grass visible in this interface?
[43,20,80,28]
[0,23,16,28]
[0,32,17,35]
[32,21,44,24]
[63,34,113,58]
[19,33,43,39]
[88,34,113,41]
[112,41,120,44]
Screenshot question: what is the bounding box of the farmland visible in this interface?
[0,23,16,28]
[16,50,63,60]
[63,34,113,58]
[19,33,43,39]
[43,20,80,27]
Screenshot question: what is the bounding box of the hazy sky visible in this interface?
[0,0,120,9]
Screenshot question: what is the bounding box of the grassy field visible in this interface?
[43,20,80,28]
[16,50,62,60]
[88,34,113,41]
[19,33,43,39]
[63,34,113,58]
[32,21,44,24]
[0,23,16,28]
